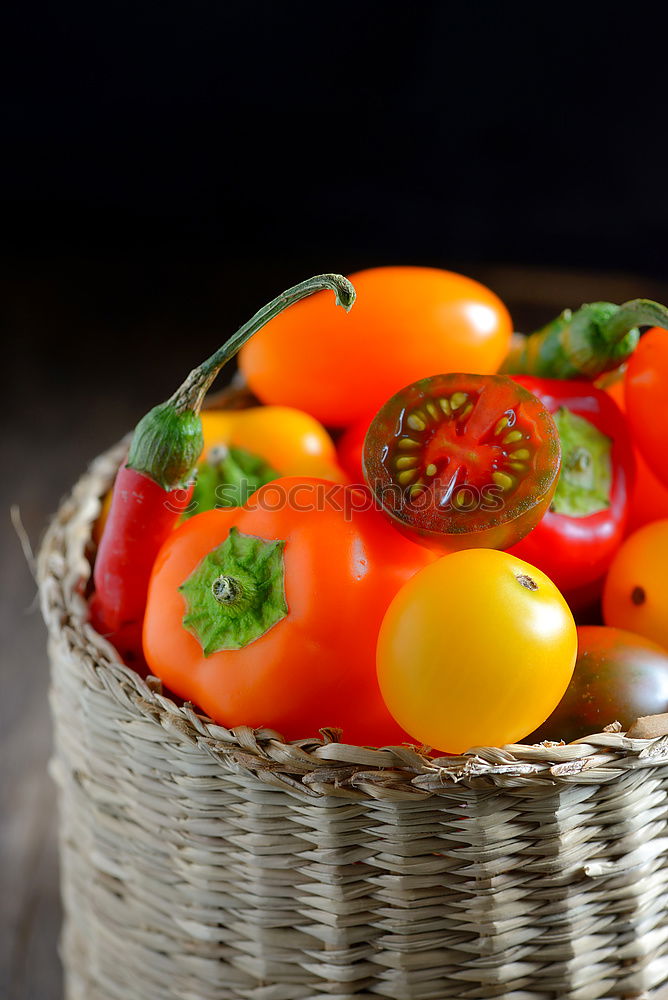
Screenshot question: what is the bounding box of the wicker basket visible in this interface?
[39,428,668,1000]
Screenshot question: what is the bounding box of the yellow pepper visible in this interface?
[94,405,346,542]
[200,406,345,481]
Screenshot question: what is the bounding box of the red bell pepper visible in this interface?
[508,377,635,600]
[89,273,356,670]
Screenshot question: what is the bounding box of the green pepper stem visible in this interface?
[127,273,355,489]
[601,298,668,348]
[170,273,356,415]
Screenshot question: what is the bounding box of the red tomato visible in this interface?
[239,267,513,427]
[143,478,434,746]
[510,378,635,594]
[625,328,668,487]
[363,373,561,553]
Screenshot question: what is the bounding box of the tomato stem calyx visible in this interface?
[502,298,668,380]
[212,575,242,606]
[601,299,668,350]
[180,527,288,655]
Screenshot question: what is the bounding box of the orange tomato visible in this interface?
[376,549,577,752]
[143,478,434,745]
[239,266,513,427]
[201,406,345,481]
[603,520,668,648]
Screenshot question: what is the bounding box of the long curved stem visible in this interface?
[170,273,356,414]
[602,298,668,348]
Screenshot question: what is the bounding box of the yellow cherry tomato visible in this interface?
[603,520,668,648]
[201,406,345,480]
[377,549,577,753]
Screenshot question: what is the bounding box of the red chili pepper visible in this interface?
[89,470,194,668]
[89,274,356,669]
[508,377,635,601]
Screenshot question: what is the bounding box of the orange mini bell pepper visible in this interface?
[143,478,434,744]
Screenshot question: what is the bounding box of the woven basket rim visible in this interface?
[38,415,668,799]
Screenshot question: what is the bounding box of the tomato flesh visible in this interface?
[363,373,562,552]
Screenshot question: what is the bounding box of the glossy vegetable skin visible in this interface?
[90,470,194,669]
[201,406,343,481]
[603,520,668,649]
[239,266,513,427]
[625,327,668,487]
[531,626,668,743]
[363,373,561,553]
[192,406,345,515]
[603,371,668,532]
[143,478,434,746]
[376,549,577,753]
[626,449,668,533]
[509,377,635,594]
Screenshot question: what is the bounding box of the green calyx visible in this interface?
[126,273,356,491]
[183,446,279,519]
[551,407,612,517]
[572,302,637,376]
[127,403,204,491]
[502,298,668,380]
[179,527,288,655]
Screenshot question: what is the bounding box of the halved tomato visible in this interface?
[363,373,562,553]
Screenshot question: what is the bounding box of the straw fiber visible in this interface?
[39,434,668,1000]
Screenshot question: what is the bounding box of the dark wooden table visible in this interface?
[4,259,668,999]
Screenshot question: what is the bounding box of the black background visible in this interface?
[3,1,668,465]
[3,2,668,273]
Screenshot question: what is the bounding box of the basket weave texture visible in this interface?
[39,434,668,1000]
